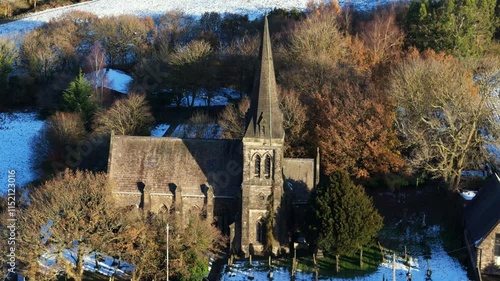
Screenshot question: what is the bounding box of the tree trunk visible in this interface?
[189,90,196,108]
[450,170,462,192]
[75,244,85,281]
[335,254,340,273]
[360,248,363,268]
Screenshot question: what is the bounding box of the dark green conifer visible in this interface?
[308,170,383,272]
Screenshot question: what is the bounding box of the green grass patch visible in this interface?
[274,244,382,278]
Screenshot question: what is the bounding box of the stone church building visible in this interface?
[107,17,319,256]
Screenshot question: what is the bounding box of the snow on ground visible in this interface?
[150,123,170,137]
[86,68,133,94]
[461,170,487,178]
[40,248,134,278]
[222,226,469,281]
[170,123,222,139]
[0,112,45,190]
[0,0,405,39]
[169,88,241,108]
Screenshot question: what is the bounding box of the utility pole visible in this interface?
[392,252,396,281]
[166,223,169,281]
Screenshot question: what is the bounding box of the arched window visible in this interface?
[254,155,261,178]
[256,218,267,245]
[265,155,271,179]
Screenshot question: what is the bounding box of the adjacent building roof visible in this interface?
[283,158,315,203]
[86,68,132,94]
[244,16,284,140]
[464,174,500,244]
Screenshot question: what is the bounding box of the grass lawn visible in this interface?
[273,243,382,279]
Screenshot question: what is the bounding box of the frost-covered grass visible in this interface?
[0,0,405,39]
[0,112,45,191]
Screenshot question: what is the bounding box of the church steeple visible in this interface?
[244,16,284,142]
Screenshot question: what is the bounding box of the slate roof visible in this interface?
[464,174,500,244]
[108,135,243,198]
[283,158,315,203]
[244,16,284,140]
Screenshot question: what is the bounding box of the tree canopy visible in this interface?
[307,170,383,270]
[389,51,500,190]
[17,170,226,281]
[92,94,154,136]
[405,0,497,56]
[61,70,97,124]
[18,170,124,281]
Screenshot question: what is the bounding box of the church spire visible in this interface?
[244,16,284,142]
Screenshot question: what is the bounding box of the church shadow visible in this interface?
[265,178,314,256]
[179,138,244,242]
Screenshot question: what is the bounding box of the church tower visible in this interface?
[240,16,286,256]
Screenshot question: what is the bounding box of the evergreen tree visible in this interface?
[307,170,383,272]
[0,39,15,84]
[61,69,97,124]
[405,0,497,56]
[0,39,16,105]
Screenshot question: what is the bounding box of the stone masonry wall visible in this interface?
[480,223,500,275]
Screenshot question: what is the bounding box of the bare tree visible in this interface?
[358,6,404,66]
[167,40,215,108]
[93,93,154,136]
[17,170,126,281]
[179,111,219,139]
[219,97,250,139]
[390,53,499,190]
[279,88,308,157]
[86,41,107,102]
[287,3,347,67]
[222,35,260,98]
[20,29,60,83]
[33,112,87,177]
[92,15,154,66]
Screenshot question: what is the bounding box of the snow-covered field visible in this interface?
[0,112,45,190]
[0,0,404,39]
[222,226,469,281]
